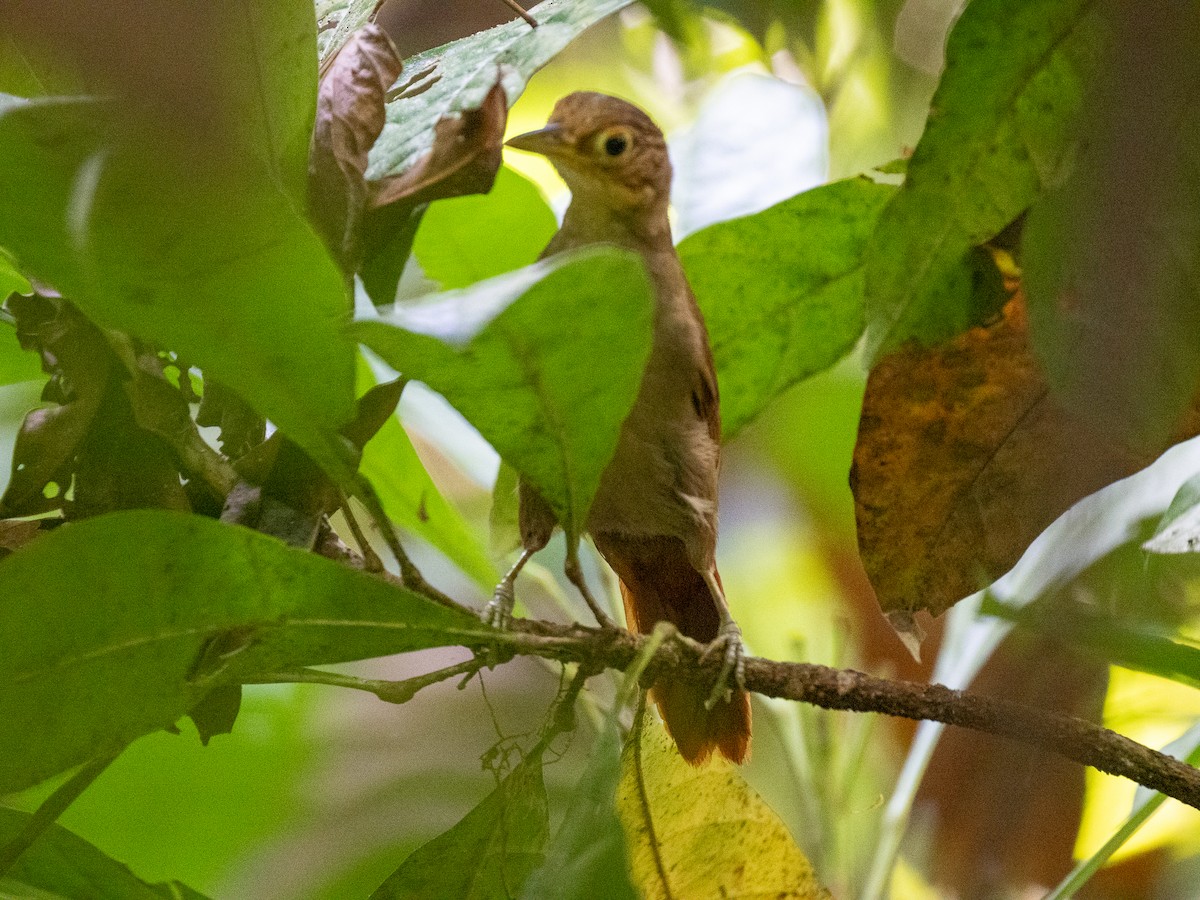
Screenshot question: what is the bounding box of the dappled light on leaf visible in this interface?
[616,713,829,900]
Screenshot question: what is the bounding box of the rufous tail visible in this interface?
[593,534,751,765]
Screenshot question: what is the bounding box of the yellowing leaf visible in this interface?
[616,713,829,900]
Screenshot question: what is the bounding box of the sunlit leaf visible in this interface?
[356,358,496,587]
[353,249,654,539]
[863,0,1106,358]
[1046,723,1200,899]
[0,807,211,899]
[370,750,549,899]
[679,176,893,438]
[0,510,489,793]
[616,714,828,900]
[412,166,556,290]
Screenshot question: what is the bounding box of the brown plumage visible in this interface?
[489,92,750,765]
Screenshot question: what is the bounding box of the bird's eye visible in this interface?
[594,128,633,158]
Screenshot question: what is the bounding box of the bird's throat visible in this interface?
[557,195,673,256]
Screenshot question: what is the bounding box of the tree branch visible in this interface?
[473,619,1200,811]
[314,539,1200,809]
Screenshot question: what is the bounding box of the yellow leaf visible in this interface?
[616,711,829,900]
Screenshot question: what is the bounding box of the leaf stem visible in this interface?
[246,657,485,704]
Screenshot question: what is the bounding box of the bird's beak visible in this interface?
[505,123,569,157]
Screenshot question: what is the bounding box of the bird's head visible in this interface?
[505,92,671,215]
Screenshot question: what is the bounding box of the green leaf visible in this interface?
[983,596,1200,689]
[356,358,497,588]
[0,324,42,389]
[0,99,358,481]
[521,725,636,900]
[367,0,635,183]
[0,807,211,899]
[0,250,30,297]
[413,166,557,290]
[370,751,549,899]
[615,714,829,900]
[863,0,1106,359]
[679,176,894,438]
[222,0,319,202]
[1024,5,1200,448]
[317,0,384,68]
[489,461,522,558]
[353,249,654,539]
[0,510,489,794]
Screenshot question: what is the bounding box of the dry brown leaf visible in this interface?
[308,22,404,268]
[0,296,112,517]
[369,79,507,209]
[850,295,1200,619]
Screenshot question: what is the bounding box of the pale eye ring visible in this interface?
[595,128,633,158]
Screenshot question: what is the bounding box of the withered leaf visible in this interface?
[0,519,42,558]
[71,386,192,518]
[851,296,1199,619]
[1,296,112,517]
[309,22,404,269]
[370,79,507,210]
[221,376,403,548]
[195,379,266,461]
[358,81,507,306]
[127,351,237,500]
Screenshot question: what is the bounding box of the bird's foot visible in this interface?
[482,578,516,631]
[700,619,746,710]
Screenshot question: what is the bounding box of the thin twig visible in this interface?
[498,0,538,27]
[245,656,485,704]
[350,474,466,612]
[0,751,120,875]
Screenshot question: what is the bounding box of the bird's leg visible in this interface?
[699,569,746,710]
[483,548,534,630]
[564,542,618,630]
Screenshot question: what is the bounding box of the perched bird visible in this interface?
[484,92,751,765]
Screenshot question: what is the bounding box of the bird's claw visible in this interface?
[482,579,516,631]
[701,620,746,710]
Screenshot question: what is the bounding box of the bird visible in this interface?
[482,91,751,765]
